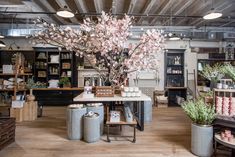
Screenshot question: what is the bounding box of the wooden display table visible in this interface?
[73,93,151,131]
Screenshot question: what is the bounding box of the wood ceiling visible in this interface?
[0,0,234,27]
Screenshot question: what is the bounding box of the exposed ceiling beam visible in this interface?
[138,0,159,24]
[93,0,103,13]
[175,0,211,26]
[161,0,186,25]
[34,0,68,25]
[127,0,137,14]
[150,0,175,25]
[174,0,194,15]
[74,0,88,13]
[55,0,79,24]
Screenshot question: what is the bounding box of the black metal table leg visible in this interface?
[133,125,136,143]
[136,101,144,131]
[38,103,43,117]
[107,124,110,142]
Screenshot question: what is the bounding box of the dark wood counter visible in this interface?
[32,87,84,116]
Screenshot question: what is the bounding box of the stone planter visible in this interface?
[191,123,213,157]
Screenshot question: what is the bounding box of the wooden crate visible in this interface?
[10,108,23,122]
[95,86,114,97]
[0,118,15,150]
[23,101,38,121]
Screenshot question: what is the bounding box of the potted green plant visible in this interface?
[181,99,216,157]
[59,77,71,88]
[222,63,235,81]
[199,63,225,89]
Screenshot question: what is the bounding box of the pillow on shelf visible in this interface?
[50,55,59,63]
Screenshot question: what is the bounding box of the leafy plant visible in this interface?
[58,77,71,86]
[181,99,216,125]
[199,63,225,82]
[222,63,235,81]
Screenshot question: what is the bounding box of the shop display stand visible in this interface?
[213,88,235,156]
[34,49,74,87]
[165,51,186,106]
[105,106,137,143]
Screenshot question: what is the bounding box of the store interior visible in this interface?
[0,0,235,157]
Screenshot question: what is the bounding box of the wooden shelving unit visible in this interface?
[34,49,75,87]
[165,51,186,106]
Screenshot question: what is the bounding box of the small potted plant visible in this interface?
[58,77,71,88]
[199,63,225,89]
[181,99,216,157]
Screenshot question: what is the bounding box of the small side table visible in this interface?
[106,118,137,143]
[106,108,137,143]
[214,133,235,156]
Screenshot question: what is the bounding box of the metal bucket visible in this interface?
[83,112,100,143]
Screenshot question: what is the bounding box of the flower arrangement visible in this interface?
[31,11,165,86]
[181,99,216,125]
[199,63,225,83]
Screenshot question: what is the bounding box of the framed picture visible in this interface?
[38,71,46,78]
[62,63,71,69]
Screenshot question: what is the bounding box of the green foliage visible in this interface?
[59,77,70,85]
[199,63,225,82]
[181,99,216,125]
[222,63,235,81]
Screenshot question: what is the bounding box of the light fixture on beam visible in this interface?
[203,8,222,20]
[56,6,74,18]
[0,40,6,47]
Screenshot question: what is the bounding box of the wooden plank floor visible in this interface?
[0,107,230,157]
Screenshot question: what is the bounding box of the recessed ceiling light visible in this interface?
[56,6,74,18]
[203,9,222,20]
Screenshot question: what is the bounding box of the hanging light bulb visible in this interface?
[56,6,74,18]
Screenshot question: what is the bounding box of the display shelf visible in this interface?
[165,51,185,106]
[34,49,75,87]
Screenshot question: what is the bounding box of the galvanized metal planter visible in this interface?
[191,123,213,157]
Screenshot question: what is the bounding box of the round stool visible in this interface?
[67,105,87,140]
[84,112,100,143]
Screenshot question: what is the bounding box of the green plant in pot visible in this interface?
[59,77,71,88]
[199,63,225,89]
[181,99,216,157]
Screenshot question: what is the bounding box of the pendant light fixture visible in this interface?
[56,6,74,18]
[203,0,222,20]
[0,40,6,47]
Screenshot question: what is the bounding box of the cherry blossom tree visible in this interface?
[31,11,165,86]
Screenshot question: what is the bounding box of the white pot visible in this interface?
[223,84,228,89]
[216,83,222,89]
[191,123,213,157]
